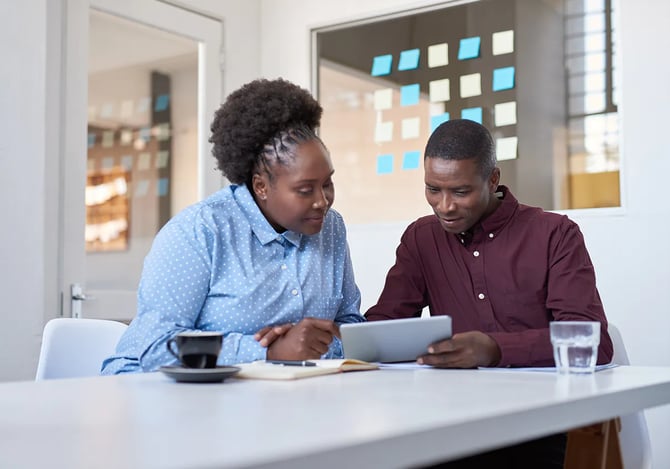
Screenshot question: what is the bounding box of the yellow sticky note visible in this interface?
[401,117,420,139]
[428,43,448,68]
[429,78,450,102]
[497,136,518,161]
[374,121,393,143]
[374,88,393,110]
[495,101,517,126]
[492,30,514,56]
[460,73,482,98]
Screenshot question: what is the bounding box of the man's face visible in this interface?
[424,157,500,234]
[254,139,335,235]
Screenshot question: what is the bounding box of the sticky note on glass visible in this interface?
[121,155,133,171]
[374,88,393,110]
[401,117,420,139]
[155,94,170,112]
[497,136,518,161]
[377,154,394,175]
[140,127,152,142]
[120,100,134,119]
[428,43,448,68]
[461,107,483,124]
[429,78,450,102]
[460,73,482,98]
[137,152,152,170]
[136,97,150,113]
[100,103,114,118]
[398,49,420,71]
[102,131,115,148]
[102,156,115,170]
[120,129,133,146]
[493,66,515,91]
[157,178,169,196]
[134,180,150,198]
[495,101,517,126]
[402,151,421,170]
[156,151,170,169]
[374,121,393,143]
[400,84,420,106]
[458,37,481,60]
[155,123,171,141]
[87,133,96,148]
[492,30,514,55]
[87,159,96,172]
[430,113,450,132]
[371,54,393,76]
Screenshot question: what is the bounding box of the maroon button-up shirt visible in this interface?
[366,186,613,367]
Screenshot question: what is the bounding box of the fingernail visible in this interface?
[417,358,424,365]
[428,347,434,354]
[260,339,267,346]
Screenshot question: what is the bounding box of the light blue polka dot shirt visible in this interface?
[101,184,363,374]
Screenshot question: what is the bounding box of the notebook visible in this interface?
[235,359,378,380]
[341,316,452,363]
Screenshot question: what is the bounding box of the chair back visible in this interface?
[35,318,127,380]
[608,323,653,469]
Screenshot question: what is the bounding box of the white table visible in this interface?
[1,366,670,468]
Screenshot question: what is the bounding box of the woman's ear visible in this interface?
[252,173,268,201]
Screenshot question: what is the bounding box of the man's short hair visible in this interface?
[424,119,497,178]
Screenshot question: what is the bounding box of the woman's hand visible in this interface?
[266,318,340,360]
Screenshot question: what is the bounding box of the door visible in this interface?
[60,0,223,322]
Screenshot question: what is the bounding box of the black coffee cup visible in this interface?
[167,331,223,369]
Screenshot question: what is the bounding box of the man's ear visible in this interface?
[252,172,268,201]
[489,167,501,193]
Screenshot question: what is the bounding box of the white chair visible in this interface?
[609,323,653,469]
[35,318,128,380]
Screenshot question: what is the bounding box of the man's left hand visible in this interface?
[417,331,501,368]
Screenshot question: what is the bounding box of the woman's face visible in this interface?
[252,139,335,235]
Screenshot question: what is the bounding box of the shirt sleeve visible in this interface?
[365,222,428,321]
[488,219,613,367]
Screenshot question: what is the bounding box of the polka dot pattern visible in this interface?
[101,184,363,374]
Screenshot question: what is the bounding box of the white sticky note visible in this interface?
[101,131,115,148]
[401,117,420,140]
[136,97,150,113]
[155,123,171,141]
[374,88,393,110]
[495,101,517,126]
[120,100,134,119]
[428,43,448,68]
[100,103,114,119]
[429,78,450,102]
[497,136,518,161]
[137,152,152,170]
[460,73,482,98]
[102,156,115,170]
[134,180,150,198]
[120,129,133,145]
[492,30,514,56]
[156,151,170,168]
[374,121,393,142]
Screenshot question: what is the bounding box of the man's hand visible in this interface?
[417,331,501,368]
[266,318,340,360]
[254,324,293,347]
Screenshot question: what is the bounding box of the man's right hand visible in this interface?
[266,318,340,360]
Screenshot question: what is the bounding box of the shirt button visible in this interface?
[473,251,480,257]
[291,289,298,296]
[276,236,283,242]
[478,293,486,300]
[281,264,287,270]
[488,233,494,238]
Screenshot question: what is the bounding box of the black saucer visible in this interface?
[159,365,240,383]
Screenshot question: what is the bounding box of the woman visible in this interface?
[102,78,363,374]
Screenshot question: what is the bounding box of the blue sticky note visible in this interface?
[461,107,483,124]
[154,94,169,112]
[371,54,393,76]
[430,113,450,132]
[493,66,516,91]
[140,127,151,142]
[376,154,394,175]
[400,84,420,106]
[87,133,96,148]
[458,37,481,60]
[402,151,421,170]
[157,178,169,196]
[398,48,420,71]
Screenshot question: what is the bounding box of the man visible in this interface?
[365,119,613,468]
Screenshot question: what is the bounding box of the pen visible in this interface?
[267,360,317,367]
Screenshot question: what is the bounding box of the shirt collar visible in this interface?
[456,185,518,245]
[232,184,303,247]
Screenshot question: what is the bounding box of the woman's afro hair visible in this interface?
[209,78,323,184]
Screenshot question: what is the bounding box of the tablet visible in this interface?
[341,316,452,363]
